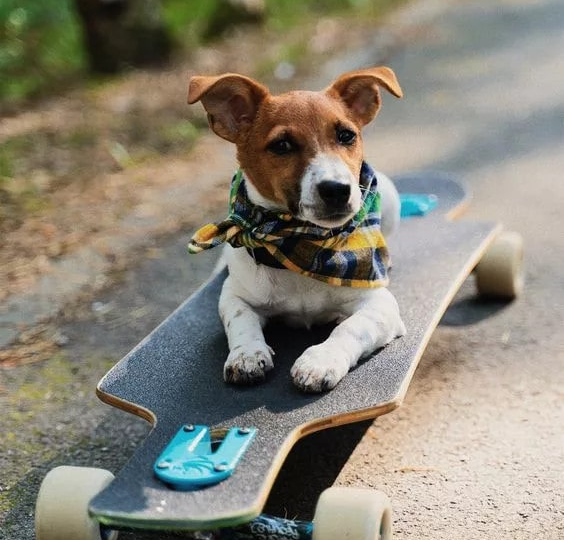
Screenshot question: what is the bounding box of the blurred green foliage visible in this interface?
[0,0,397,106]
[163,0,389,41]
[264,0,387,30]
[0,0,84,105]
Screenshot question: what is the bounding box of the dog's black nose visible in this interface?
[317,181,350,208]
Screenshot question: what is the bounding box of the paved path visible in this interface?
[1,0,563,538]
[344,1,564,538]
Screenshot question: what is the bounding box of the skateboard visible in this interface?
[35,172,523,540]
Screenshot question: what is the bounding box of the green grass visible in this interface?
[163,0,222,44]
[264,0,400,30]
[0,0,85,106]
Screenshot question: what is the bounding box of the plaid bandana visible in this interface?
[187,162,389,288]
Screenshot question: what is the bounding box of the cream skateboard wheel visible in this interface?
[475,231,524,299]
[312,487,392,540]
[35,466,118,540]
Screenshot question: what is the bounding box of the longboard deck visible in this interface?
[92,173,499,531]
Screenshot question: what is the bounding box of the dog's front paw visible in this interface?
[224,345,274,385]
[291,345,349,393]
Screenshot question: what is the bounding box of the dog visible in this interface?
[187,67,406,393]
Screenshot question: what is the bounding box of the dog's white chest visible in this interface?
[224,246,356,326]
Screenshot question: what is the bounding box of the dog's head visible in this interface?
[188,67,402,228]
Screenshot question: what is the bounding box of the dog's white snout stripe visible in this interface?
[299,153,362,227]
[310,153,354,186]
[302,153,356,203]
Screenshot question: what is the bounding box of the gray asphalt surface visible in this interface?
[1,0,563,539]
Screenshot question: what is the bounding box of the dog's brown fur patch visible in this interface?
[237,91,364,211]
[188,68,403,212]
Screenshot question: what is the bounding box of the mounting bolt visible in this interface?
[156,461,170,469]
[214,463,229,472]
[238,427,251,435]
[183,424,195,432]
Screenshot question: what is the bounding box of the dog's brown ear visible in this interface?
[188,73,269,143]
[326,67,403,126]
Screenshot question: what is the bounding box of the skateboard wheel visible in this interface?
[312,487,392,540]
[475,231,524,299]
[35,466,118,540]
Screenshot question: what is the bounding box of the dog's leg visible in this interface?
[219,276,274,384]
[291,288,406,392]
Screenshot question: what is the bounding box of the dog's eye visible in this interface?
[337,128,356,146]
[267,138,295,155]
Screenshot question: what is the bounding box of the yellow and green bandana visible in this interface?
[188,162,389,288]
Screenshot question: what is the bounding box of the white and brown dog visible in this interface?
[187,67,406,393]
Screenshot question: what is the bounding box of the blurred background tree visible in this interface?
[0,0,394,107]
[73,0,171,73]
[0,0,269,106]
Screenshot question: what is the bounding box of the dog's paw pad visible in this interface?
[291,347,348,393]
[224,348,274,385]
